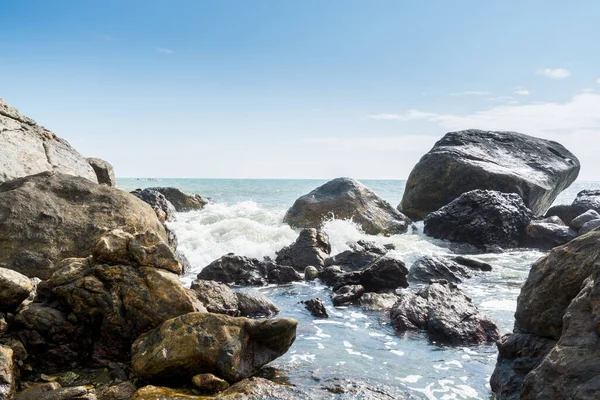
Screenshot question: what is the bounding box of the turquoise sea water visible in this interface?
[117,178,600,399]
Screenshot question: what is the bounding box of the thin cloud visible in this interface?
[449,90,490,96]
[537,68,570,79]
[597,78,600,84]
[367,110,436,121]
[156,47,174,55]
[514,89,530,96]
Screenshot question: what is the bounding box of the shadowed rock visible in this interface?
[147,187,207,212]
[87,157,116,186]
[276,229,331,271]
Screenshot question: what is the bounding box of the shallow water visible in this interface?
[117,178,599,399]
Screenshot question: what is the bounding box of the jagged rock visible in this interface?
[131,312,297,383]
[235,290,279,317]
[0,267,33,313]
[332,285,365,306]
[545,204,579,226]
[130,188,176,223]
[580,219,600,235]
[86,158,115,186]
[283,178,410,235]
[14,230,201,368]
[147,187,207,212]
[304,266,319,281]
[390,281,499,345]
[0,345,16,400]
[523,220,578,250]
[192,373,230,393]
[300,298,329,318]
[452,256,492,271]
[408,256,471,283]
[0,172,166,279]
[275,229,330,271]
[324,240,388,272]
[490,333,557,400]
[359,293,399,311]
[571,189,600,216]
[424,190,533,249]
[399,129,579,220]
[358,256,408,292]
[520,270,600,399]
[0,97,98,184]
[190,280,239,316]
[197,254,301,286]
[317,266,346,286]
[570,209,600,229]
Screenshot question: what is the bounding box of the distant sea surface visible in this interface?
[117,178,600,399]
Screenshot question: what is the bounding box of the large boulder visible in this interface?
[408,255,472,284]
[399,129,580,220]
[131,312,297,384]
[13,230,200,368]
[0,97,98,184]
[275,229,330,271]
[130,188,176,223]
[491,229,600,399]
[147,187,207,212]
[324,240,389,272]
[86,157,116,186]
[283,178,410,235]
[424,190,533,249]
[190,280,240,316]
[0,172,166,279]
[390,281,499,345]
[0,267,33,313]
[571,190,600,216]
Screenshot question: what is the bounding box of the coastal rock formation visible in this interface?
[546,191,600,226]
[197,254,302,286]
[358,255,408,292]
[190,279,240,316]
[332,285,365,306]
[0,267,33,313]
[148,187,207,212]
[13,230,199,368]
[324,240,389,271]
[0,97,98,184]
[359,292,399,311]
[0,172,166,279]
[424,190,533,249]
[283,178,410,235]
[130,188,176,223]
[390,281,499,345]
[131,312,297,383]
[399,129,580,220]
[86,157,116,186]
[235,290,279,317]
[522,219,577,249]
[491,229,600,399]
[275,229,331,271]
[408,255,472,283]
[0,345,16,400]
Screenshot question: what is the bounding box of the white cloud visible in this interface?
[367,110,436,121]
[156,47,174,54]
[537,68,570,79]
[449,90,490,96]
[596,78,600,84]
[514,89,530,96]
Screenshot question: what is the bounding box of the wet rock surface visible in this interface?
[522,220,578,250]
[324,240,388,272]
[408,255,472,283]
[147,187,207,212]
[130,188,176,223]
[424,189,533,249]
[284,178,410,235]
[399,129,579,220]
[300,298,329,318]
[235,290,279,317]
[390,281,499,345]
[275,229,331,271]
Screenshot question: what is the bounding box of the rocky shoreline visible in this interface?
[1,97,599,399]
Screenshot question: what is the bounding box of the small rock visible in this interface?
[0,267,34,313]
[130,386,201,400]
[15,382,62,400]
[452,256,493,272]
[191,373,230,393]
[57,371,79,387]
[86,158,116,186]
[332,285,365,306]
[190,280,239,316]
[300,298,329,318]
[147,187,207,212]
[359,256,408,291]
[359,292,399,311]
[0,345,16,400]
[408,255,470,284]
[570,209,600,229]
[97,381,137,400]
[304,266,319,281]
[325,240,388,272]
[523,221,578,250]
[235,290,279,317]
[579,219,600,235]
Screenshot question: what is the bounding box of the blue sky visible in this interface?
[2,1,599,179]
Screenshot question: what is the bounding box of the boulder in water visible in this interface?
[399,129,579,220]
[235,290,279,317]
[300,298,329,318]
[130,188,176,223]
[332,285,365,306]
[359,292,399,311]
[275,228,331,271]
[570,209,600,229]
[424,190,533,249]
[390,281,499,345]
[0,172,166,279]
[408,255,472,283]
[324,240,389,272]
[283,178,410,235]
[523,220,578,250]
[0,97,98,184]
[358,256,408,291]
[190,279,240,316]
[147,187,207,212]
[131,312,297,383]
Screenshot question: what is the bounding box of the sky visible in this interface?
[1,0,599,179]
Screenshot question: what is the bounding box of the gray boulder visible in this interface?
[284,178,410,235]
[0,97,98,184]
[86,157,116,186]
[235,290,279,317]
[424,190,533,249]
[523,220,578,250]
[131,188,176,223]
[300,298,329,318]
[359,292,399,311]
[390,281,499,345]
[399,129,579,220]
[275,228,331,271]
[190,280,240,316]
[332,285,365,306]
[570,209,600,229]
[0,172,166,279]
[148,187,207,212]
[580,219,600,235]
[571,189,600,216]
[324,240,388,272]
[408,255,472,283]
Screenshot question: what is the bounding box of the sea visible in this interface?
[117,178,600,400]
